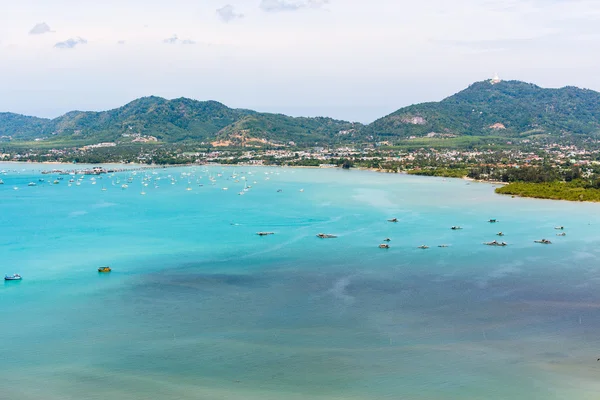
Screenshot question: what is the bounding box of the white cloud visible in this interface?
[54,37,87,49]
[163,34,195,45]
[259,0,329,12]
[29,22,53,35]
[216,5,243,22]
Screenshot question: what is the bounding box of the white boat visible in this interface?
[4,274,22,281]
[28,182,36,186]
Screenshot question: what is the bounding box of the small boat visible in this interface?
[497,232,504,237]
[4,274,22,281]
[121,184,128,189]
[38,178,44,182]
[418,245,429,249]
[53,180,59,184]
[97,266,112,273]
[28,182,36,186]
[379,244,390,249]
[388,218,398,223]
[534,239,552,244]
[451,226,462,230]
[317,233,337,239]
[555,226,564,230]
[0,179,4,185]
[484,240,507,247]
[488,219,498,223]
[257,232,275,236]
[383,238,391,242]
[438,244,449,248]
[299,189,304,192]
[277,189,283,193]
[556,232,566,236]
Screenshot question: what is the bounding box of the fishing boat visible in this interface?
[4,274,22,281]
[97,266,112,273]
[534,239,552,244]
[379,244,390,249]
[317,233,337,239]
[484,240,507,247]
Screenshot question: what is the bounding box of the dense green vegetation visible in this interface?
[366,80,600,139]
[408,168,469,178]
[496,181,600,202]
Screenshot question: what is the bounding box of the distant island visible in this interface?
[2,76,600,203]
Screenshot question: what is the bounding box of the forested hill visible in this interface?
[2,80,600,146]
[0,96,359,146]
[364,80,600,139]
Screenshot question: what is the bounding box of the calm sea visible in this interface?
[2,163,600,399]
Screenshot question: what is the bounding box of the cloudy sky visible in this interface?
[1,0,600,122]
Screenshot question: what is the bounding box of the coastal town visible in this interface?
[3,140,600,176]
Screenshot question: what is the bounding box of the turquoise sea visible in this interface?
[2,162,600,399]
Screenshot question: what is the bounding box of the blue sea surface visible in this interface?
[2,163,600,399]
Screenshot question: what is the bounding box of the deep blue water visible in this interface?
[2,163,600,399]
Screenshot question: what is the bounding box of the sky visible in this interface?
[1,0,600,123]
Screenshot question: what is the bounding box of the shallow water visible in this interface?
[2,163,600,399]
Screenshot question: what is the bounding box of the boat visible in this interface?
[0,179,4,185]
[418,245,429,249]
[277,189,283,193]
[4,274,22,281]
[299,189,304,192]
[28,182,36,186]
[438,245,449,248]
[534,239,552,244]
[383,238,391,242]
[379,244,390,249]
[388,218,398,223]
[556,232,566,236]
[257,232,275,236]
[555,226,565,230]
[317,233,337,239]
[488,219,498,223]
[484,240,507,247]
[451,226,462,230]
[97,266,112,273]
[53,180,59,184]
[497,232,504,236]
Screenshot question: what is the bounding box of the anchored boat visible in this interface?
[4,274,22,281]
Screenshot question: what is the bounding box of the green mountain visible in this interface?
[0,96,358,146]
[365,80,600,139]
[3,80,600,147]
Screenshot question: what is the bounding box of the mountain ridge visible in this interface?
[2,79,600,146]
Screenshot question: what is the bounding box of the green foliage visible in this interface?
[496,181,600,202]
[408,168,468,178]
